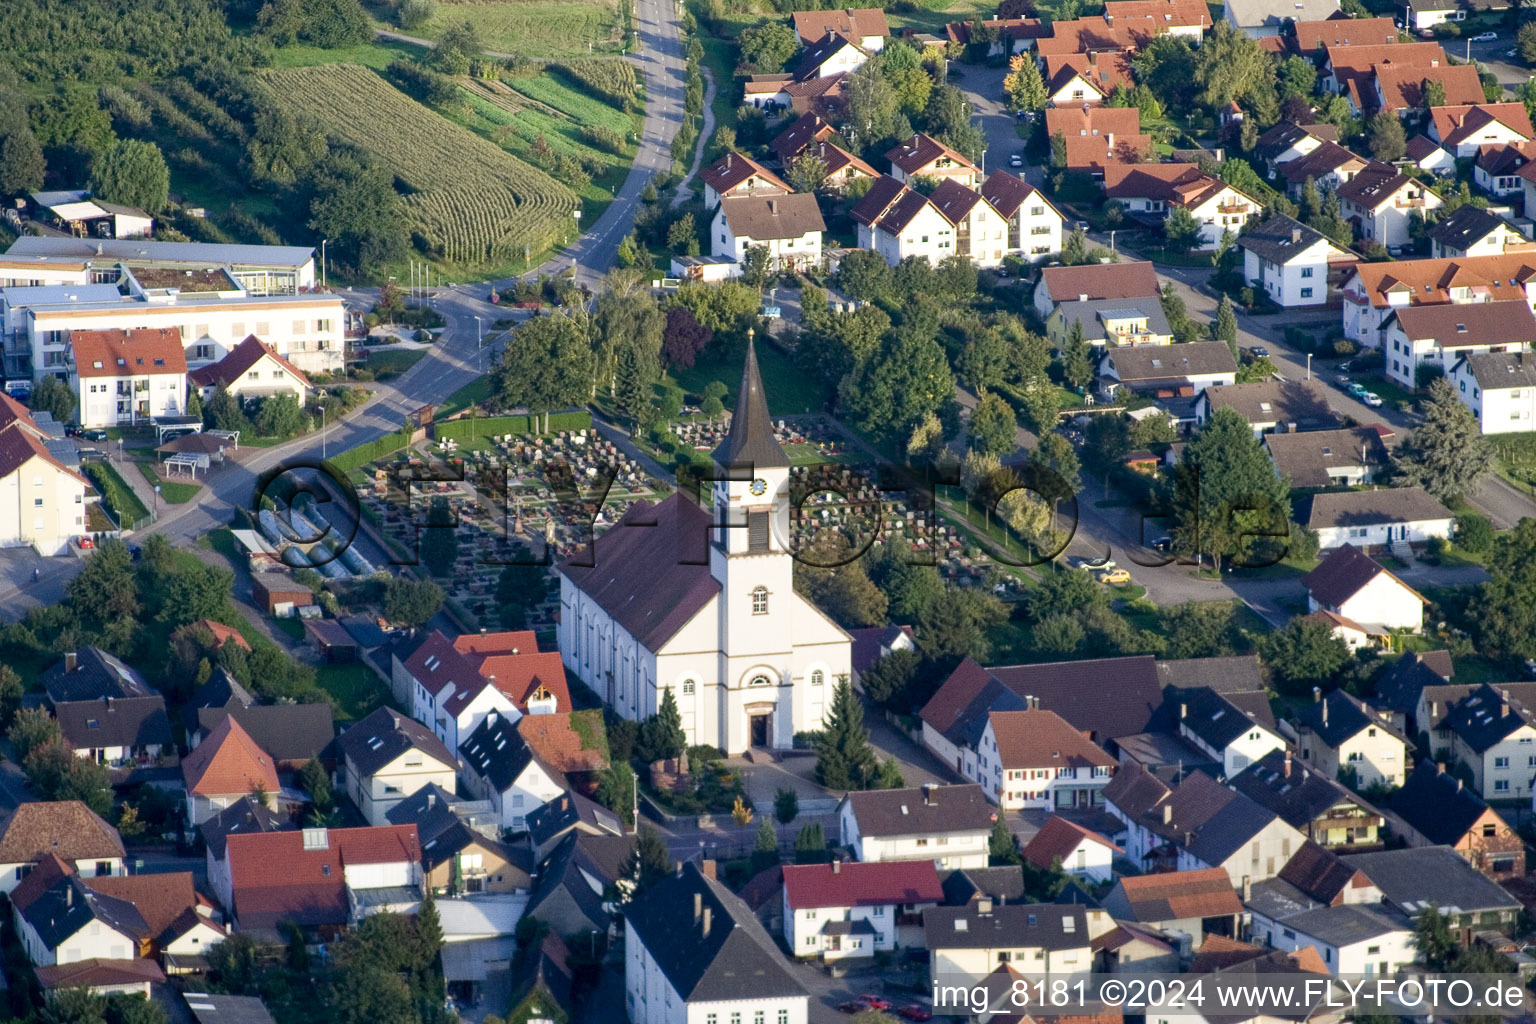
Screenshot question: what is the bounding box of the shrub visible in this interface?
[1455,512,1494,554]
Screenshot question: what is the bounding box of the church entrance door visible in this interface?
[749,712,770,748]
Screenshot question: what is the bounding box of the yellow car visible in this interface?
[1096,568,1132,585]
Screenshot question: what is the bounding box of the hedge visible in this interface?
[433,410,591,441]
[85,461,150,527]
[329,427,414,473]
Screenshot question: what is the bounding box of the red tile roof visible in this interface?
[0,800,125,864]
[987,710,1116,770]
[1430,103,1535,148]
[791,7,889,44]
[70,328,187,378]
[782,859,943,910]
[453,631,539,657]
[699,152,792,199]
[10,853,75,914]
[1021,815,1122,871]
[186,619,251,652]
[474,651,571,714]
[1112,867,1242,919]
[516,711,608,773]
[1103,0,1210,27]
[1045,105,1143,139]
[181,715,280,798]
[1373,64,1484,113]
[227,825,420,928]
[85,871,199,942]
[1035,17,1156,56]
[188,334,310,390]
[1292,17,1397,53]
[1040,261,1160,303]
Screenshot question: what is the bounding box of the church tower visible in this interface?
[710,335,797,750]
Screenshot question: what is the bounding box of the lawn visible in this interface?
[268,37,424,69]
[698,36,740,135]
[439,376,495,418]
[885,0,995,36]
[363,348,428,379]
[85,461,151,525]
[365,0,626,60]
[136,462,202,504]
[315,661,393,721]
[669,336,827,415]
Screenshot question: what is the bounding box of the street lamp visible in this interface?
[320,239,328,290]
[475,316,484,349]
[320,405,327,460]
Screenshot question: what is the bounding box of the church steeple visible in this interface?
[713,333,790,470]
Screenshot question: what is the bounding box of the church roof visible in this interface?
[558,495,721,651]
[713,339,790,470]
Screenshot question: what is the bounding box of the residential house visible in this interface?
[1429,103,1535,159]
[1020,816,1122,883]
[838,784,993,869]
[712,195,825,272]
[927,179,1010,267]
[781,859,942,960]
[1276,142,1368,198]
[1406,131,1458,173]
[0,801,124,895]
[187,334,309,404]
[1033,260,1160,322]
[11,857,146,967]
[0,395,88,555]
[1099,342,1238,397]
[1368,649,1454,735]
[1103,164,1260,249]
[1099,868,1243,952]
[1429,206,1533,259]
[971,710,1116,811]
[526,830,630,938]
[1047,297,1173,350]
[699,152,792,211]
[1043,52,1135,108]
[1229,749,1385,850]
[1336,162,1440,250]
[52,694,172,768]
[1412,681,1536,760]
[790,8,888,49]
[1263,426,1392,489]
[458,710,569,832]
[1474,141,1536,198]
[1194,379,1337,436]
[69,327,188,428]
[1244,842,1384,949]
[1323,41,1446,101]
[852,175,957,267]
[180,715,280,827]
[1340,252,1536,346]
[1442,684,1536,801]
[224,825,422,936]
[792,31,870,81]
[1238,215,1353,308]
[182,996,279,1024]
[1404,0,1464,30]
[85,871,226,963]
[200,797,292,914]
[848,624,916,687]
[1046,106,1154,176]
[1341,845,1521,939]
[1449,349,1536,433]
[624,862,809,1024]
[505,933,575,1024]
[1302,543,1426,641]
[770,121,878,192]
[1172,685,1286,777]
[1289,690,1408,790]
[525,791,626,866]
[1103,0,1211,41]
[886,133,980,187]
[969,656,1168,753]
[742,71,850,117]
[944,17,1050,56]
[1381,299,1536,389]
[1371,64,1485,115]
[1223,0,1337,38]
[1390,761,1524,879]
[1248,890,1415,975]
[337,707,458,827]
[1253,122,1340,178]
[1036,16,1157,56]
[923,903,1093,982]
[1304,486,1455,551]
[190,703,335,772]
[387,784,532,895]
[34,958,165,998]
[404,630,521,759]
[1291,17,1397,52]
[1106,766,1305,884]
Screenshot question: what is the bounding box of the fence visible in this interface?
[329,427,415,474]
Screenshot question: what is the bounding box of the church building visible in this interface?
[556,342,852,754]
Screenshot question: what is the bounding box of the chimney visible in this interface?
[769,199,779,216]
[832,859,842,874]
[1312,686,1321,703]
[1105,13,1114,24]
[701,859,717,881]
[701,906,712,937]
[1162,803,1172,825]
[694,892,702,924]
[1241,876,1252,902]
[1456,778,1463,793]
[923,783,936,806]
[1283,751,1291,778]
[427,792,435,809]
[105,696,113,711]
[1500,689,1510,716]
[977,898,993,915]
[66,884,73,908]
[1079,293,1089,302]
[1292,228,1302,243]
[1322,699,1328,728]
[727,152,732,169]
[65,651,77,673]
[1436,761,1446,775]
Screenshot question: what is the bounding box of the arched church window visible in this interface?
[749,675,770,687]
[811,670,824,686]
[682,680,696,695]
[751,586,769,614]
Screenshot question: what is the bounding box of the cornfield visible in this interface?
[261,64,578,266]
[554,58,637,107]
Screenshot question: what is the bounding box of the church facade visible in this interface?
[556,343,852,754]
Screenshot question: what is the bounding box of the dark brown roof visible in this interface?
[928,178,986,225]
[843,784,995,838]
[1277,840,1367,904]
[1277,141,1367,184]
[1303,543,1423,609]
[849,174,908,227]
[84,871,200,943]
[35,958,164,991]
[713,337,790,470]
[196,703,336,765]
[981,171,1046,219]
[1100,760,1170,819]
[699,152,791,198]
[1304,487,1454,531]
[1335,161,1417,209]
[885,133,975,176]
[1103,342,1238,384]
[1199,379,1337,429]
[770,113,836,162]
[1263,426,1392,489]
[54,694,173,752]
[1021,816,1121,871]
[718,193,825,242]
[1390,295,1536,347]
[873,188,934,234]
[990,656,1164,746]
[558,494,722,650]
[1371,650,1454,717]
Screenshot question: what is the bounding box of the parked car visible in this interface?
[1096,567,1132,585]
[76,536,94,550]
[1069,555,1115,571]
[1472,31,1497,42]
[897,1007,933,1022]
[1347,382,1369,397]
[1249,345,1269,358]
[76,448,106,462]
[859,997,893,1012]
[83,429,108,442]
[1009,153,1023,167]
[1149,535,1173,552]
[838,1003,866,1015]
[760,304,782,319]
[1362,392,1384,407]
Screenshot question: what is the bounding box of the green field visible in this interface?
[363,348,429,378]
[371,0,627,60]
[267,37,425,69]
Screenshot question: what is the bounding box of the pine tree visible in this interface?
[989,817,1019,865]
[1061,318,1094,389]
[794,821,828,864]
[416,886,444,966]
[613,339,659,434]
[1392,377,1493,503]
[621,826,674,897]
[814,676,877,790]
[1213,294,1239,359]
[299,757,333,813]
[774,787,799,825]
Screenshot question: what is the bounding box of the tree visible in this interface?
[87,139,169,214]
[0,663,21,730]
[916,586,1008,663]
[1033,613,1085,654]
[860,647,921,711]
[9,706,62,760]
[1414,904,1459,970]
[259,0,372,46]
[751,815,778,871]
[299,757,334,815]
[989,817,1020,865]
[205,386,248,433]
[1521,23,1536,64]
[1213,294,1239,357]
[1171,407,1290,571]
[106,994,165,1024]
[1163,206,1203,255]
[840,331,956,441]
[787,151,829,193]
[1003,53,1047,112]
[667,212,697,254]
[1194,22,1278,110]
[1393,377,1493,503]
[882,41,934,113]
[731,794,753,826]
[254,393,308,438]
[638,687,687,763]
[382,575,444,628]
[41,988,107,1024]
[1160,601,1235,658]
[794,821,829,863]
[968,392,1017,456]
[0,123,45,197]
[620,826,673,897]
[596,762,635,824]
[740,244,774,289]
[1472,518,1536,661]
[814,677,877,789]
[1422,79,1447,111]
[661,305,713,369]
[417,496,459,578]
[425,19,482,73]
[397,0,435,29]
[1277,55,1317,98]
[774,787,799,826]
[1060,318,1094,389]
[31,374,77,423]
[1236,355,1279,383]
[958,330,1008,393]
[1365,111,1406,162]
[302,151,407,275]
[616,231,643,268]
[1260,616,1351,694]
[1061,226,1088,266]
[848,63,902,144]
[739,22,799,73]
[493,311,596,428]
